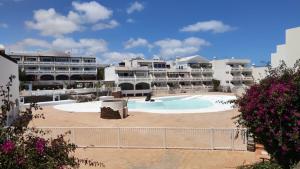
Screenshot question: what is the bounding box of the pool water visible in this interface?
[53,95,236,114]
[128,96,214,110]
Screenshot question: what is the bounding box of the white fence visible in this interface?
[38,127,248,151]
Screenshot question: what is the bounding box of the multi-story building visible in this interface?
[271,26,300,68]
[105,55,214,96]
[252,26,300,83]
[211,58,254,91]
[8,51,98,89]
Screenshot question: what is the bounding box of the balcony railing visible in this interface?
[20,61,96,66]
[231,67,252,72]
[231,76,253,81]
[150,68,167,72]
[25,70,96,74]
[190,68,213,72]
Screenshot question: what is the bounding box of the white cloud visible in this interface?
[26,1,116,37]
[102,52,144,63]
[154,37,210,58]
[127,1,144,14]
[92,20,119,30]
[124,38,150,49]
[9,38,51,50]
[0,23,8,28]
[8,38,108,56]
[0,44,5,49]
[72,1,112,23]
[126,18,135,23]
[25,8,81,37]
[180,20,235,33]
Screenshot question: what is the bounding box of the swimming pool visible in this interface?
[128,95,235,113]
[53,95,236,114]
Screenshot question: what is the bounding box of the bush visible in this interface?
[237,161,282,169]
[0,76,100,168]
[233,62,300,169]
[212,79,221,92]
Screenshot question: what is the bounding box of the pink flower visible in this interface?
[35,138,46,155]
[16,156,25,165]
[1,140,15,154]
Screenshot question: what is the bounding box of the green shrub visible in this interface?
[237,161,282,169]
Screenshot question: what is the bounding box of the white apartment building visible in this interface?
[211,58,254,91]
[8,51,98,89]
[252,26,300,83]
[271,26,300,67]
[105,55,214,96]
[0,47,20,125]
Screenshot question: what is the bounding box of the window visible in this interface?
[25,57,37,61]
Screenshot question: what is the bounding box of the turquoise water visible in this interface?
[128,96,214,110]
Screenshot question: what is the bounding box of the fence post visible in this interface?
[210,128,214,150]
[231,129,234,151]
[72,128,76,144]
[118,128,121,148]
[163,128,167,149]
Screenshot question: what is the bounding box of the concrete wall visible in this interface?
[0,55,20,125]
[271,27,300,68]
[211,60,231,87]
[271,44,286,67]
[104,66,118,81]
[286,27,300,67]
[252,67,268,83]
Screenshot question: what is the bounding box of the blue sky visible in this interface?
[0,0,300,65]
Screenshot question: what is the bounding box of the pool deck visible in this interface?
[28,92,258,169]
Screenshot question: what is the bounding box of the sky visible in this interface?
[0,0,300,65]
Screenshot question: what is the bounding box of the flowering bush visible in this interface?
[234,62,300,168]
[0,76,100,169]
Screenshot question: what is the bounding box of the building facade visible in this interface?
[105,55,214,96]
[271,26,300,68]
[252,26,300,83]
[0,47,20,125]
[8,51,98,89]
[211,58,254,91]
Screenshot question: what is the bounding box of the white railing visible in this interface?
[231,67,252,72]
[153,86,169,90]
[231,76,253,81]
[37,127,248,150]
[242,76,253,80]
[121,89,151,94]
[191,68,213,72]
[25,88,97,96]
[150,68,167,72]
[21,61,96,65]
[118,77,151,83]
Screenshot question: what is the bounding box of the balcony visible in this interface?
[231,76,253,81]
[24,70,96,75]
[149,68,167,72]
[20,61,96,66]
[190,68,213,72]
[116,67,149,71]
[230,67,252,72]
[118,77,151,83]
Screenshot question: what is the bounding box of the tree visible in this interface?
[18,68,27,82]
[212,79,220,92]
[233,62,300,168]
[0,75,100,168]
[97,68,104,80]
